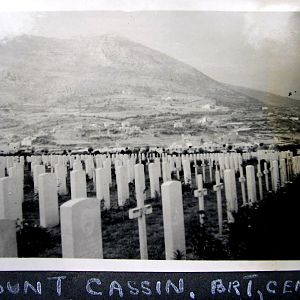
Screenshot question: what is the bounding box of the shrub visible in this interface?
[16,221,56,257]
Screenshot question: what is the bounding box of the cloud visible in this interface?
[0,12,36,40]
[243,12,294,48]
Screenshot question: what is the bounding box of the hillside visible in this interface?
[0,34,260,108]
[0,34,299,149]
[228,84,300,108]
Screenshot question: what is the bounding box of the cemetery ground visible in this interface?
[17,160,300,260]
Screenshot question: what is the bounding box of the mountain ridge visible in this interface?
[0,34,298,108]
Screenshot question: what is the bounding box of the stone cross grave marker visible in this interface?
[263,162,270,192]
[208,159,213,182]
[60,197,103,258]
[194,174,207,226]
[257,162,263,200]
[193,160,198,186]
[38,173,59,228]
[129,164,152,260]
[213,170,224,235]
[238,165,247,205]
[161,181,186,260]
[201,159,206,183]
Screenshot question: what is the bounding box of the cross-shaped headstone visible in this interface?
[238,165,247,205]
[129,164,152,259]
[263,162,270,192]
[213,170,223,235]
[271,160,280,192]
[208,160,213,182]
[257,162,263,200]
[194,174,207,226]
[129,205,152,219]
[201,160,206,183]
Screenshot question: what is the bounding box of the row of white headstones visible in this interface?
[0,149,300,259]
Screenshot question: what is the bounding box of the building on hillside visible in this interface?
[174,121,184,128]
[21,137,33,147]
[201,103,215,111]
[218,132,239,144]
[9,142,20,151]
[104,121,117,128]
[121,121,131,127]
[196,116,208,125]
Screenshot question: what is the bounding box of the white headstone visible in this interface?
[263,162,270,192]
[148,163,160,198]
[85,157,94,179]
[103,159,112,186]
[279,158,287,187]
[73,160,82,171]
[0,177,23,220]
[223,169,238,223]
[55,164,68,195]
[161,181,186,260]
[38,173,59,227]
[0,219,18,257]
[155,157,162,178]
[272,160,280,192]
[115,165,129,206]
[246,165,257,203]
[70,170,87,199]
[0,157,5,178]
[60,198,103,258]
[162,161,172,183]
[33,165,46,193]
[95,168,110,210]
[8,165,24,203]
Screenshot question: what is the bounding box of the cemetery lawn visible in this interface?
[18,164,300,260]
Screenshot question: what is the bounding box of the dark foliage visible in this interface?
[17,221,58,257]
[229,175,300,259]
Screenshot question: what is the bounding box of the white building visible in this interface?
[174,121,184,128]
[21,137,33,147]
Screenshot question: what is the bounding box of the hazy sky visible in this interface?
[0,10,299,99]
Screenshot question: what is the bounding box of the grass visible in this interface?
[18,161,300,260]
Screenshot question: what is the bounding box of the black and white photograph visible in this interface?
[0,0,300,262]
